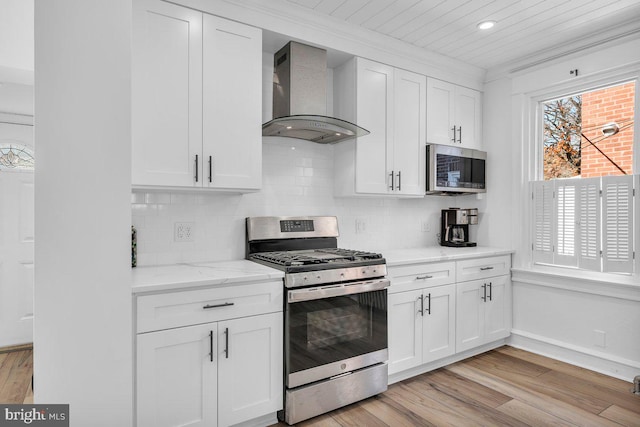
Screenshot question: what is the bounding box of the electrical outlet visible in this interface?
[355,218,367,234]
[593,329,606,347]
[174,222,194,242]
[421,221,431,232]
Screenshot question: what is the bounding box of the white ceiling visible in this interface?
[279,0,640,71]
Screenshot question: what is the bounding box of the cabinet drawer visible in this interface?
[137,281,283,333]
[388,261,455,293]
[456,255,511,282]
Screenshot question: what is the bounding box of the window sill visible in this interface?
[511,265,640,300]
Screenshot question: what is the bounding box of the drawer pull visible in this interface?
[416,275,433,280]
[480,266,494,271]
[203,302,235,310]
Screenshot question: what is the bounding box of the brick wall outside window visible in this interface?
[581,82,635,177]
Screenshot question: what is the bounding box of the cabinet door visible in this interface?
[484,275,511,343]
[456,280,484,353]
[137,323,217,427]
[393,69,426,196]
[132,0,203,187]
[203,15,262,191]
[455,86,482,149]
[218,312,283,427]
[355,58,394,194]
[388,289,423,374]
[426,78,455,146]
[422,284,456,363]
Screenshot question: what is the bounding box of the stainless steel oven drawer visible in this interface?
[285,363,388,425]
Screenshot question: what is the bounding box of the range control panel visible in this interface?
[280,219,315,233]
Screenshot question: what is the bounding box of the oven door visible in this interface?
[285,278,389,388]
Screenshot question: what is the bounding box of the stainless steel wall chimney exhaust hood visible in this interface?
[262,42,369,144]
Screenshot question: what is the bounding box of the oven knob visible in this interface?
[317,275,321,279]
[340,363,347,370]
[340,273,345,277]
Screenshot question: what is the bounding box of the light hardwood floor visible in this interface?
[273,346,640,427]
[1,345,638,426]
[0,346,33,404]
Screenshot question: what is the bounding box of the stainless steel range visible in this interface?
[246,216,389,425]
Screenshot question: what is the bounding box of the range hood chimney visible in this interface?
[262,42,369,144]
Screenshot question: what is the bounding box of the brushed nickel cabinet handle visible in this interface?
[416,275,433,280]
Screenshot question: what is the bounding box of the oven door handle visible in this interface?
[287,278,390,303]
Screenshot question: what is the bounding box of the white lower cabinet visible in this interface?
[388,284,456,374]
[135,281,283,427]
[387,254,512,378]
[456,275,511,353]
[137,312,282,427]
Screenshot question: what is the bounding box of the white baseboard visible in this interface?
[508,329,640,382]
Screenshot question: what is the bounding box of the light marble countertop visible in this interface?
[132,260,284,294]
[131,247,514,294]
[383,246,514,267]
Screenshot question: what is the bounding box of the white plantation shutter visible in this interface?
[602,175,634,273]
[532,180,554,264]
[555,181,577,267]
[576,178,601,271]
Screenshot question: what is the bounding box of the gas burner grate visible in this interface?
[250,248,383,267]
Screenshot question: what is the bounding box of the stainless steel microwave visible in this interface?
[426,144,486,195]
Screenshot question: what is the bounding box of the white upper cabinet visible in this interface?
[334,57,426,197]
[426,78,482,149]
[202,14,262,190]
[132,0,262,191]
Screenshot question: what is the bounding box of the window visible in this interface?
[532,81,637,275]
[0,143,35,170]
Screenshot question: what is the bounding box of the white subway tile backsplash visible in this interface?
[132,138,486,266]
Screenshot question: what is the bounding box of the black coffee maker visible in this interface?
[440,208,478,247]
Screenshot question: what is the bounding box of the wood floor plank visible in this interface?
[330,403,389,427]
[466,352,612,414]
[382,382,477,426]
[0,351,19,401]
[425,368,512,409]
[403,374,530,427]
[497,346,633,392]
[472,350,552,378]
[496,399,576,427]
[360,392,436,427]
[599,404,640,427]
[538,369,640,416]
[446,362,621,426]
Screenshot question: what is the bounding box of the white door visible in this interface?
[422,284,456,363]
[456,280,484,352]
[355,58,394,194]
[137,323,217,427]
[202,14,262,191]
[218,312,283,427]
[393,69,426,196]
[388,289,423,375]
[426,78,455,146]
[0,122,35,347]
[132,0,203,187]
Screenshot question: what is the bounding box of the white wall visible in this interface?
[498,33,640,381]
[34,1,132,425]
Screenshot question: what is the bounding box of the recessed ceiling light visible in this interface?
[477,20,496,30]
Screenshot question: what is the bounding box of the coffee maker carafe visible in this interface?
[440,208,478,247]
